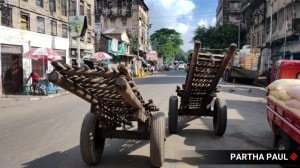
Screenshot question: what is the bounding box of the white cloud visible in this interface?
[198,19,209,28]
[145,0,216,51]
[211,17,216,27]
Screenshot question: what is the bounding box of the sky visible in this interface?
[144,0,217,52]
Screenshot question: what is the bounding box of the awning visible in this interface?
[146,51,158,61]
[118,54,135,57]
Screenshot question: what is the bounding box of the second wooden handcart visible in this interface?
[169,41,236,136]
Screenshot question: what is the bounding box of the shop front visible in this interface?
[0,26,69,96]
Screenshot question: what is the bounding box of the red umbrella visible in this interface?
[23,47,62,61]
[23,47,62,75]
[88,52,113,61]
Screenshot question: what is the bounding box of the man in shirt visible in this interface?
[26,71,40,95]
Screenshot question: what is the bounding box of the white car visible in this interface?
[178,64,185,70]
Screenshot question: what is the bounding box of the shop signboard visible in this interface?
[68,16,87,37]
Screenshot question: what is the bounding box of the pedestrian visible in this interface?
[150,65,154,75]
[26,71,40,95]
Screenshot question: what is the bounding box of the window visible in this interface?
[87,31,91,43]
[70,0,76,16]
[49,0,56,12]
[62,24,68,38]
[51,21,57,36]
[61,0,67,16]
[36,0,43,7]
[111,0,117,6]
[37,17,45,34]
[87,5,91,26]
[122,18,127,26]
[20,13,30,30]
[1,6,12,27]
[80,0,84,15]
[230,2,240,9]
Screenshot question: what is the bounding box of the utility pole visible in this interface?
[76,0,81,67]
[238,20,241,49]
[268,0,273,69]
[283,0,287,59]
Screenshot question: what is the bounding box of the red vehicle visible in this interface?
[269,60,300,83]
[267,60,300,149]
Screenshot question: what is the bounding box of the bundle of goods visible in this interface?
[267,79,300,113]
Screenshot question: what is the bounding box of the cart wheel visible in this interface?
[150,111,165,168]
[213,98,227,136]
[80,112,105,165]
[168,96,178,134]
[277,131,294,150]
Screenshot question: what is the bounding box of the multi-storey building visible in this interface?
[241,0,300,64]
[95,0,150,60]
[0,0,70,96]
[69,0,95,66]
[240,0,265,48]
[265,0,300,62]
[216,0,241,26]
[0,0,95,96]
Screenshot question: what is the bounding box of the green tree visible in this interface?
[150,28,183,61]
[192,23,238,49]
[174,49,188,62]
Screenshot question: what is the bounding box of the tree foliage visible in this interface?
[174,49,188,62]
[192,23,238,49]
[150,28,183,62]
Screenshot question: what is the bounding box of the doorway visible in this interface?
[1,54,23,94]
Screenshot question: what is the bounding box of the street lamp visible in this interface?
[268,0,273,69]
[76,0,81,67]
[283,0,287,59]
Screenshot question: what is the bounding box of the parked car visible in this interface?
[178,63,185,70]
[169,64,175,70]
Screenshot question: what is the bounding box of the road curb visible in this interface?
[1,91,70,101]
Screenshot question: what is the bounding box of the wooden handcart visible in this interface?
[169,41,236,136]
[49,62,165,167]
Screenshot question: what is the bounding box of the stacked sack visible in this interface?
[267,79,300,112]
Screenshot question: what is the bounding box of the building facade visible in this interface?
[265,0,300,62]
[0,0,70,96]
[0,0,96,96]
[95,0,150,69]
[216,0,241,26]
[240,0,300,66]
[69,0,95,66]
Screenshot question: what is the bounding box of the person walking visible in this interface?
[26,71,40,95]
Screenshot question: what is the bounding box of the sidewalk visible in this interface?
[0,90,70,101]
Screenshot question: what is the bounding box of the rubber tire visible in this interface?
[80,112,105,165]
[213,98,227,136]
[277,131,294,150]
[150,111,166,168]
[168,96,178,134]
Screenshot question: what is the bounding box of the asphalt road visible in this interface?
[0,70,280,168]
